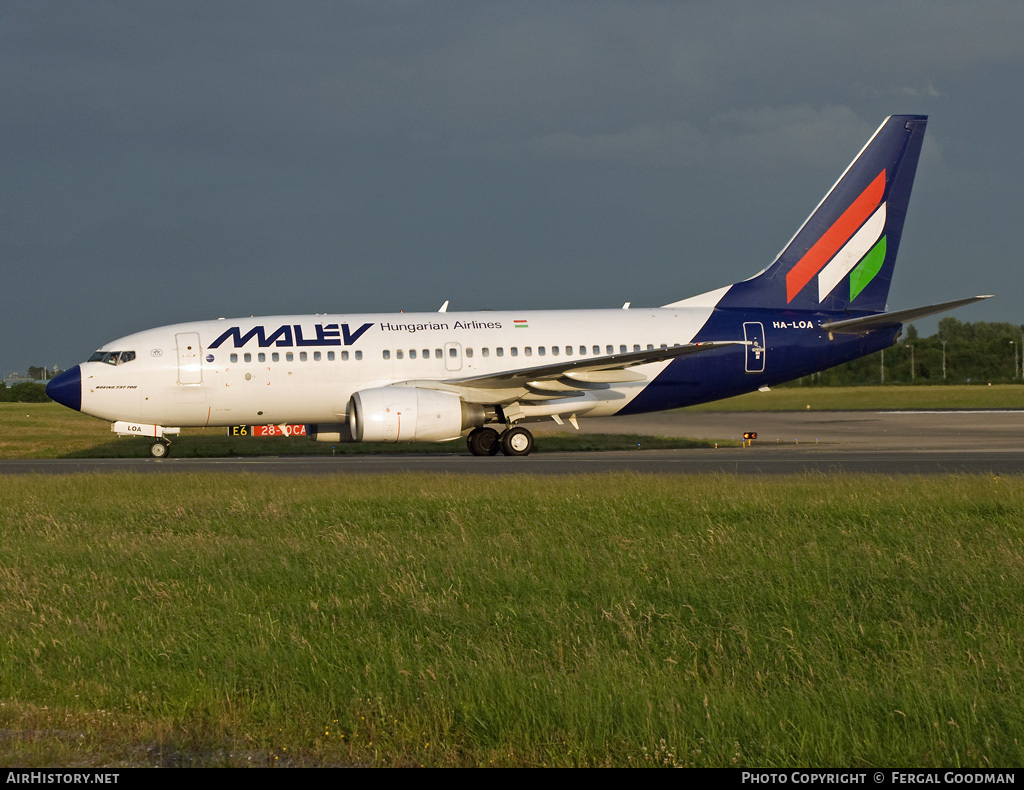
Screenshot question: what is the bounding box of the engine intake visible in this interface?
[348,387,483,443]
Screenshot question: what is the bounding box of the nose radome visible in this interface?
[46,365,81,412]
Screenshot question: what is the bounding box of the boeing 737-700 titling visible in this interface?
[47,116,989,458]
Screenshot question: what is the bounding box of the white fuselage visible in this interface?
[77,305,717,428]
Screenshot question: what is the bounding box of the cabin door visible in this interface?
[743,322,766,373]
[444,342,463,372]
[176,332,204,385]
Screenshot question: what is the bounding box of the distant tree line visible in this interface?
[2,365,63,402]
[0,382,50,402]
[791,319,1024,386]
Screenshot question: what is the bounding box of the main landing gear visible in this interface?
[149,439,171,459]
[466,426,534,457]
[467,427,502,456]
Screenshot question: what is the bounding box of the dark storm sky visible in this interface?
[3,1,1022,373]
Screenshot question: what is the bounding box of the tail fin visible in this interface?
[714,114,927,314]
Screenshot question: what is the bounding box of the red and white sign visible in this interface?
[228,424,307,437]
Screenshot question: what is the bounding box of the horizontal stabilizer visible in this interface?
[819,295,992,335]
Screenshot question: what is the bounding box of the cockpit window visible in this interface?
[88,350,136,366]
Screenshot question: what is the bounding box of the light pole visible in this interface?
[909,345,915,382]
[941,340,947,381]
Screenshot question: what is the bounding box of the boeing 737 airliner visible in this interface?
[47,115,988,458]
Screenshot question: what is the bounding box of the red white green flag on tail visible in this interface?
[785,169,889,304]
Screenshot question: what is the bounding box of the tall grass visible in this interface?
[1,473,1022,766]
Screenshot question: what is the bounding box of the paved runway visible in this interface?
[4,447,1023,475]
[2,411,1023,475]
[532,409,1024,452]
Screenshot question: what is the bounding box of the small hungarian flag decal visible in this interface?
[514,319,528,328]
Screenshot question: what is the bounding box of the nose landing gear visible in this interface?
[111,422,180,458]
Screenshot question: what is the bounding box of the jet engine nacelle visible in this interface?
[348,386,483,443]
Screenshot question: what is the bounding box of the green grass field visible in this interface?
[1,473,1023,767]
[3,390,1023,766]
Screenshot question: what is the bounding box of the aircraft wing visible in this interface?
[397,340,744,404]
[819,295,992,336]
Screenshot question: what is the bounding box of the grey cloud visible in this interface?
[458,106,873,175]
[2,1,1022,374]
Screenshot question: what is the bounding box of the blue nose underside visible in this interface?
[46,365,82,412]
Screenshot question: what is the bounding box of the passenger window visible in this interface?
[482,348,489,358]
[511,348,518,357]
[647,344,654,351]
[328,351,335,361]
[435,349,442,359]
[564,346,571,356]
[525,347,533,357]
[300,352,308,362]
[410,350,417,359]
[633,345,641,352]
[272,352,280,362]
[422,349,430,359]
[383,350,391,360]
[230,353,238,363]
[286,352,294,362]
[396,350,403,360]
[314,351,321,361]
[551,346,558,356]
[449,348,457,358]
[341,351,349,361]
[497,348,504,357]
[244,353,252,363]
[355,351,363,360]
[606,345,614,354]
[466,348,473,358]
[258,352,266,362]
[620,345,627,354]
[538,347,546,357]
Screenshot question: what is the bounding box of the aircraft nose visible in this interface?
[46,365,82,412]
